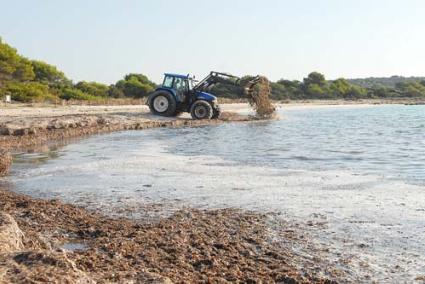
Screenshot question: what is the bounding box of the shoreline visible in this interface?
[0,107,253,151]
[0,101,408,151]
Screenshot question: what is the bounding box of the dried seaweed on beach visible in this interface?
[0,189,339,283]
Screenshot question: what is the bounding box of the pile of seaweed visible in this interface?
[244,76,276,119]
[248,76,276,118]
[209,74,275,119]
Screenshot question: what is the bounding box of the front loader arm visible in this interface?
[192,72,240,92]
[193,71,273,117]
[193,71,264,100]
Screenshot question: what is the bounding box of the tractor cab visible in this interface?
[160,73,193,102]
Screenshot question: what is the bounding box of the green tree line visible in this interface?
[0,38,156,102]
[2,38,425,102]
[212,71,425,100]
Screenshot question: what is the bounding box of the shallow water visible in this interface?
[6,105,425,282]
[167,105,425,185]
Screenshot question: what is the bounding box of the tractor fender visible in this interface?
[195,91,217,102]
[153,87,182,102]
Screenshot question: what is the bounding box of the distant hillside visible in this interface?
[347,76,425,88]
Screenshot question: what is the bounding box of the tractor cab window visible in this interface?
[163,76,174,88]
[181,79,189,92]
[188,79,195,89]
[174,78,189,93]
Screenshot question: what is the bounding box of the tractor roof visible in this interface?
[164,73,190,79]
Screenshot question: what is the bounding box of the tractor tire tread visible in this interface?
[148,91,177,117]
[190,100,213,120]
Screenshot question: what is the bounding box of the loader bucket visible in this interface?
[243,76,262,96]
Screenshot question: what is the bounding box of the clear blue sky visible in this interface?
[1,0,424,84]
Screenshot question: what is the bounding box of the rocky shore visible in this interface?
[0,106,251,151]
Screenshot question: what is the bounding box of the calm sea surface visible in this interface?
[12,105,425,185]
[160,104,425,185]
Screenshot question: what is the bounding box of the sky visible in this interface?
[1,0,424,84]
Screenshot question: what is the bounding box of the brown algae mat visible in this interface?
[0,189,339,283]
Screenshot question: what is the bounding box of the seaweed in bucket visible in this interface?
[241,76,276,118]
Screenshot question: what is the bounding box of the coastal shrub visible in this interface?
[396,82,425,97]
[303,72,327,87]
[275,79,304,100]
[114,73,156,98]
[75,81,109,97]
[2,82,56,102]
[31,60,69,85]
[59,88,99,101]
[107,85,125,98]
[368,86,398,98]
[0,39,35,82]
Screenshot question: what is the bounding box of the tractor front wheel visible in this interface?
[190,100,213,120]
[148,91,177,117]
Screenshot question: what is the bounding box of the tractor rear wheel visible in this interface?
[190,100,213,120]
[148,91,177,117]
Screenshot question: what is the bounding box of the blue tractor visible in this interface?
[148,71,258,120]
